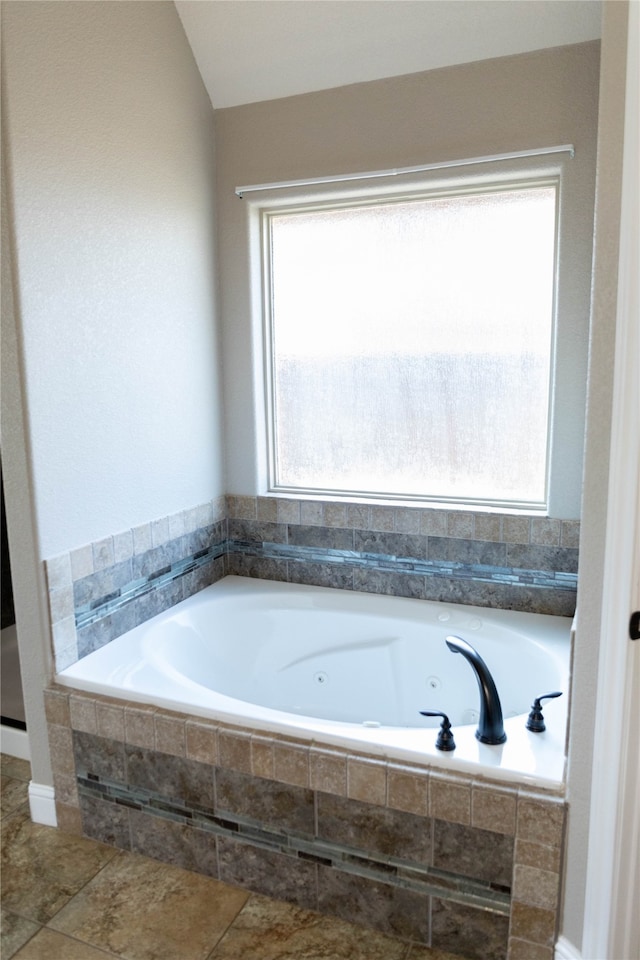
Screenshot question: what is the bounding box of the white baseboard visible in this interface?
[28,781,57,827]
[0,724,30,760]
[555,935,582,960]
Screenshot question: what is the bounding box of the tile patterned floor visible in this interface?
[1,754,464,960]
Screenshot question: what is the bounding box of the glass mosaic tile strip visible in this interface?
[78,774,510,915]
[74,540,227,629]
[70,528,576,645]
[230,539,578,591]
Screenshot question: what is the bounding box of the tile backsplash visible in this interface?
[45,495,579,672]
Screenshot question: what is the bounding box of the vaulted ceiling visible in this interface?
[175,0,602,109]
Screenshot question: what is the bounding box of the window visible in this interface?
[262,181,558,510]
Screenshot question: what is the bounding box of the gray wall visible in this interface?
[562,2,629,951]
[2,0,224,560]
[1,0,222,785]
[215,42,600,520]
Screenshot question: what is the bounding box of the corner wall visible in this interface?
[1,0,222,789]
[1,0,224,559]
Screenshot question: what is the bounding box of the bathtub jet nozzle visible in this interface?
[445,635,506,745]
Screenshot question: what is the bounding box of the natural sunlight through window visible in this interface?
[264,182,558,508]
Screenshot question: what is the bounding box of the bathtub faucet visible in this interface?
[445,635,506,745]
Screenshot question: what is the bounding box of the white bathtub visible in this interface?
[57,576,572,788]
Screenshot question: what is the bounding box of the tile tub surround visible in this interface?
[225,496,578,616]
[45,495,579,673]
[45,497,228,672]
[45,686,567,960]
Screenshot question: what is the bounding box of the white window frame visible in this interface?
[247,153,586,517]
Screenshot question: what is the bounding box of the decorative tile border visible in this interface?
[45,498,228,671]
[44,495,579,673]
[75,540,227,630]
[228,538,577,591]
[46,686,566,960]
[224,498,577,619]
[75,769,511,913]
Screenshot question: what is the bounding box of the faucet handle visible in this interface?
[526,691,563,732]
[420,710,456,751]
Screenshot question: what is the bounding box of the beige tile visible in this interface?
[228,496,257,520]
[49,851,248,960]
[44,689,70,727]
[186,721,218,764]
[96,702,125,742]
[447,512,474,538]
[209,892,408,959]
[1,777,29,820]
[0,755,31,782]
[132,523,153,555]
[69,695,98,734]
[517,796,565,848]
[369,506,395,532]
[324,503,348,527]
[55,802,83,836]
[212,496,227,522]
[346,504,370,529]
[47,724,75,777]
[430,776,471,825]
[276,499,301,524]
[113,529,135,563]
[1,810,117,924]
[256,497,278,522]
[218,731,252,773]
[70,543,94,580]
[530,518,561,546]
[124,706,156,749]
[52,637,78,673]
[251,737,275,780]
[44,554,72,592]
[394,507,421,534]
[273,744,309,787]
[471,785,516,835]
[387,765,428,816]
[509,901,557,948]
[154,714,186,757]
[561,520,580,549]
[512,864,560,911]
[51,616,77,654]
[51,771,78,807]
[0,907,40,960]
[11,927,118,960]
[48,587,74,624]
[93,536,115,571]
[150,517,170,548]
[474,513,502,542]
[503,516,531,544]
[419,509,447,536]
[310,750,347,796]
[515,838,562,873]
[300,500,324,525]
[195,501,214,528]
[347,758,386,806]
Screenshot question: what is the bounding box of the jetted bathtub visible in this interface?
[57,576,572,788]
